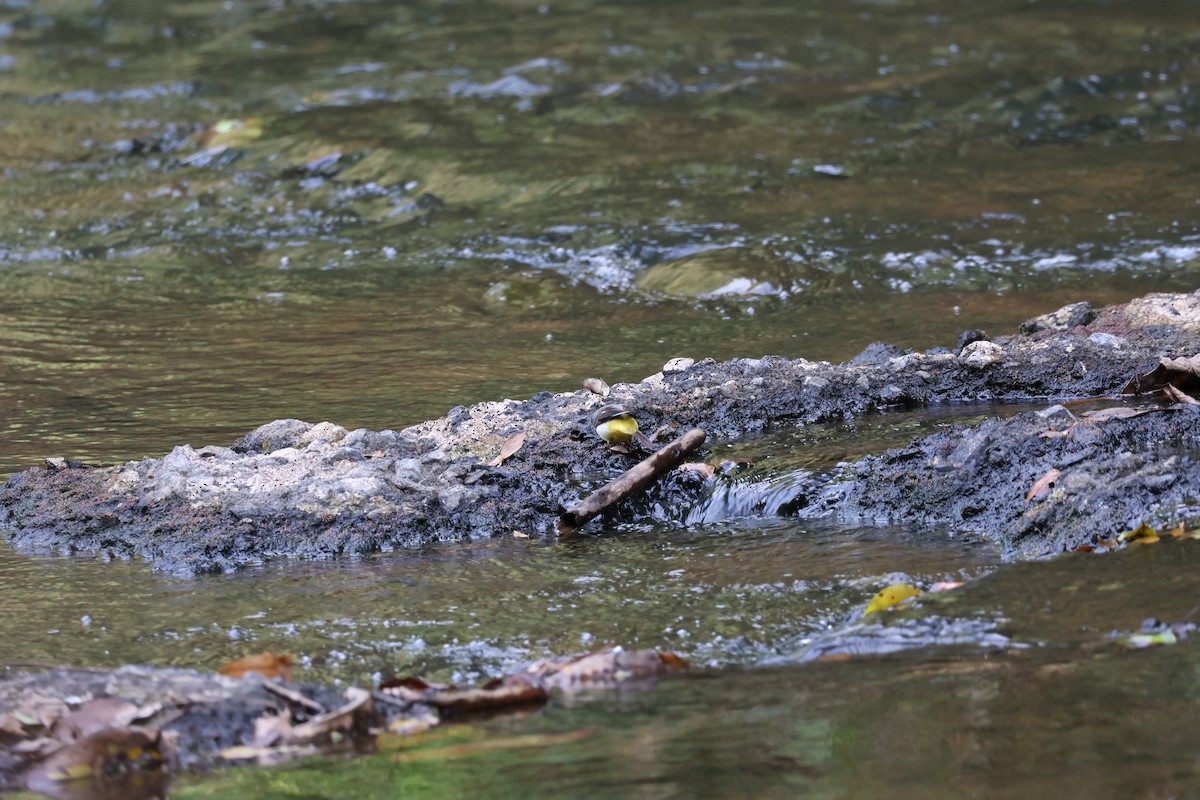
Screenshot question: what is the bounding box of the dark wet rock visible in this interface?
[0,665,376,790]
[1021,301,1096,334]
[765,615,1012,665]
[803,404,1200,558]
[955,328,990,355]
[618,72,684,104]
[849,341,908,366]
[3,291,1200,574]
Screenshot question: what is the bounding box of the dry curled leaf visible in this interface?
[1161,354,1200,377]
[526,645,689,690]
[1081,406,1160,422]
[1121,353,1200,395]
[51,700,140,744]
[582,377,611,396]
[286,687,372,745]
[1026,468,1062,501]
[250,715,294,749]
[0,712,24,741]
[380,675,547,715]
[678,462,717,480]
[429,680,547,715]
[219,653,294,682]
[486,431,526,467]
[1163,383,1200,405]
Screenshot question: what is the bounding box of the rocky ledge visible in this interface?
[3,291,1200,575]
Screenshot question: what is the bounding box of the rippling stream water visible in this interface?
[2,0,1199,796]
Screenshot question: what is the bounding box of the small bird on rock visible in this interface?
[591,403,654,449]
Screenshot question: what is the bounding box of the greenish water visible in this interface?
[2,0,1200,795]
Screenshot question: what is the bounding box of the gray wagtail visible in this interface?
[591,404,654,448]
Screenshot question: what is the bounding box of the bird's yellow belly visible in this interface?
[596,415,639,444]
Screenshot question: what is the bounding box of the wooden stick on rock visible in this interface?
[557,428,707,534]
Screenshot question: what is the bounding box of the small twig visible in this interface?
[558,428,707,534]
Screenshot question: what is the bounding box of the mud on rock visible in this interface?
[2,290,1200,574]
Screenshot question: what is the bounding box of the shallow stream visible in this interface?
[2,0,1199,795]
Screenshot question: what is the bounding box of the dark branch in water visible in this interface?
[557,428,707,534]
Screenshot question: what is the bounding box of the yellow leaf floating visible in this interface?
[195,117,264,150]
[864,583,922,616]
[1123,630,1177,649]
[1118,523,1160,544]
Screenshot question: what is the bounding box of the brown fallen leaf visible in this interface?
[51,699,140,744]
[1122,353,1200,395]
[1161,354,1200,376]
[286,687,372,745]
[11,736,60,757]
[379,675,548,715]
[678,462,717,480]
[16,695,71,732]
[0,712,25,740]
[250,714,294,749]
[486,431,527,467]
[1081,406,1161,422]
[379,675,445,695]
[1043,404,1174,439]
[1163,383,1200,405]
[425,680,548,715]
[527,645,690,690]
[1025,468,1062,502]
[582,377,611,396]
[219,653,294,682]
